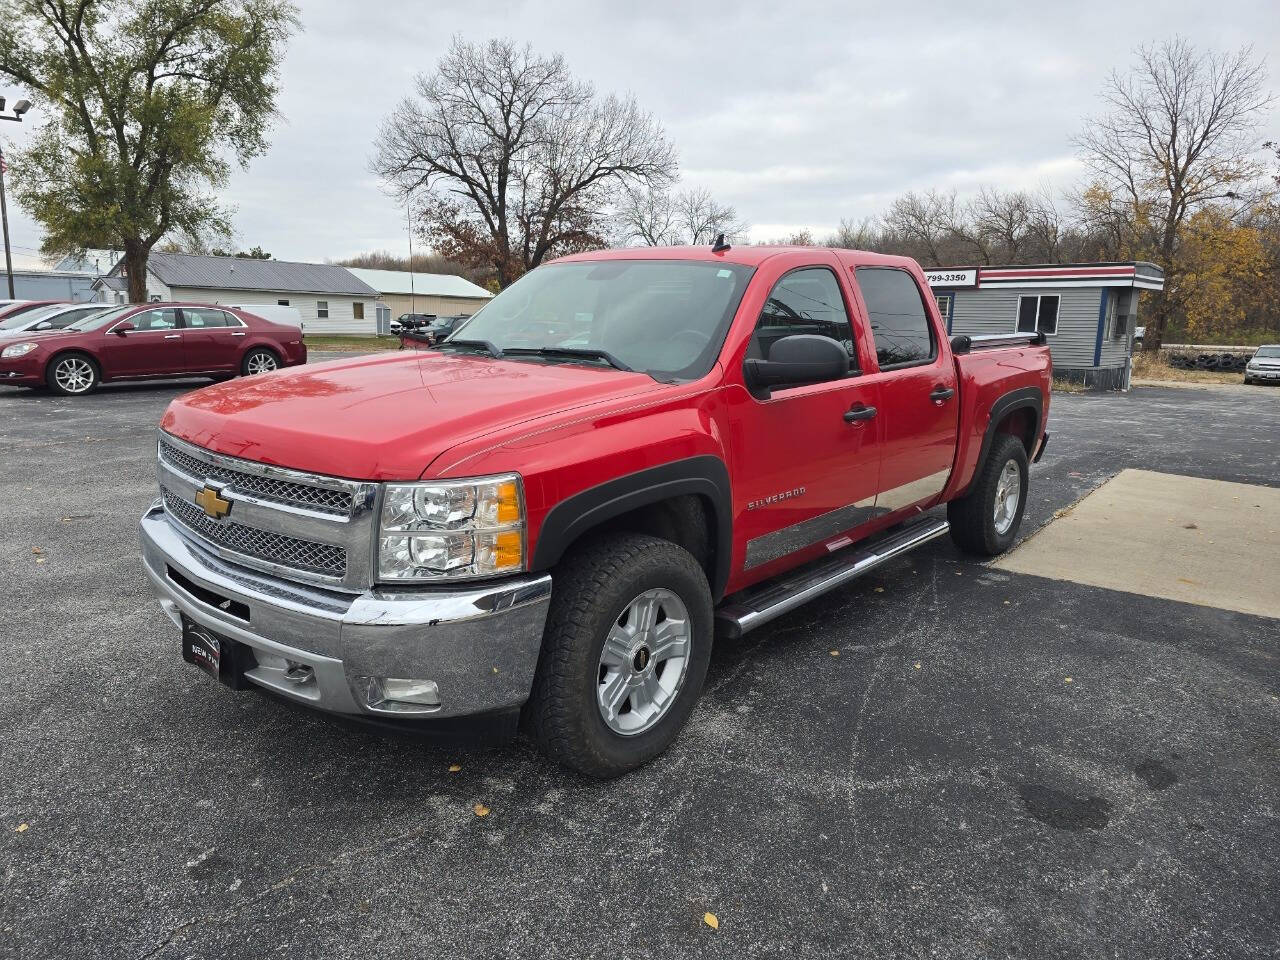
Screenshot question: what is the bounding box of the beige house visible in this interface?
[346,268,493,321]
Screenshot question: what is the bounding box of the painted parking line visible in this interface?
[995,468,1280,619]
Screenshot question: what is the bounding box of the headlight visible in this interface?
[378,474,525,581]
[1,342,37,358]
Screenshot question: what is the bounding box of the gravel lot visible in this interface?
[1,369,1277,960]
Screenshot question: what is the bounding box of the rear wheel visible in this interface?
[948,432,1029,556]
[241,348,280,376]
[47,353,100,396]
[526,533,713,778]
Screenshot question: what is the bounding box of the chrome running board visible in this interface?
[714,516,951,638]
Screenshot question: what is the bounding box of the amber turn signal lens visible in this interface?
[493,530,522,569]
[496,481,521,524]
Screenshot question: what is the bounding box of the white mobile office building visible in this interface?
[95,252,380,334]
[926,262,1165,390]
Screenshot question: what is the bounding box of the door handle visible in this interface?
[929,386,955,402]
[164,334,181,339]
[843,404,878,424]
[230,332,246,337]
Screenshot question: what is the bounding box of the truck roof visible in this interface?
[552,245,922,272]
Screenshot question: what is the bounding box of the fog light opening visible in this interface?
[363,677,442,713]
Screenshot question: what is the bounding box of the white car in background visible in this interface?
[219,303,303,329]
[0,302,112,338]
[1244,345,1280,385]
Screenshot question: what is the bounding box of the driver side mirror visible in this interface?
[113,321,135,335]
[745,335,849,394]
[33,321,51,331]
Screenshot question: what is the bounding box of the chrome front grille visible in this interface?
[159,438,354,516]
[156,432,378,591]
[163,489,348,578]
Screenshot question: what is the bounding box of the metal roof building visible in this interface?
[97,252,381,334]
[347,268,493,329]
[926,262,1165,391]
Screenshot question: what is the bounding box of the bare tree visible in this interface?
[373,37,677,287]
[615,185,746,246]
[825,216,883,250]
[1076,38,1272,350]
[882,190,960,266]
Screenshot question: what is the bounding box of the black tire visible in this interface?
[948,432,1029,556]
[526,533,714,778]
[240,347,280,376]
[46,352,101,396]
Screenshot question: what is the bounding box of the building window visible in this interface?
[856,267,936,368]
[317,301,329,319]
[1110,290,1131,339]
[935,294,953,333]
[353,302,364,320]
[1016,294,1059,336]
[277,299,290,306]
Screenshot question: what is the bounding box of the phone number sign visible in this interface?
[924,268,978,288]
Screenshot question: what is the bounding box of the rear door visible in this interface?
[99,307,184,378]
[727,258,883,575]
[849,267,958,515]
[180,307,244,372]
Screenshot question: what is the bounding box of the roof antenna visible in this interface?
[711,232,731,253]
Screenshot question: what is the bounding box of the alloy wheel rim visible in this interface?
[993,460,1022,534]
[247,353,277,374]
[55,358,94,394]
[596,587,692,736]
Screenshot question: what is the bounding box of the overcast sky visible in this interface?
[2,0,1278,263]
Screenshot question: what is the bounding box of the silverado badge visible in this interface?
[194,484,232,520]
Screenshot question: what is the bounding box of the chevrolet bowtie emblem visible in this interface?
[194,484,232,520]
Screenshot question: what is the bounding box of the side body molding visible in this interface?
[530,455,734,599]
[966,386,1043,495]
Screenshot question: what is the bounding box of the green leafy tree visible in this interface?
[0,0,298,301]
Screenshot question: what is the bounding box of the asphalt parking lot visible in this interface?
[1,368,1277,960]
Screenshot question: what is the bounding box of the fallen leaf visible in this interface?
[955,571,963,576]
[473,803,490,818]
[1183,523,1197,530]
[448,764,461,773]
[35,559,46,565]
[703,912,719,930]
[15,823,29,833]
[829,650,840,657]
[491,667,499,674]
[1064,677,1073,684]
[1002,600,1011,605]
[31,547,42,555]
[873,586,885,593]
[913,662,922,670]
[1177,577,1198,585]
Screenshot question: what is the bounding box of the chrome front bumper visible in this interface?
[139,503,552,720]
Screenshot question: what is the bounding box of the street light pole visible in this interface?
[1,97,32,300]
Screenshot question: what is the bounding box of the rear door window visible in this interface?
[854,268,936,369]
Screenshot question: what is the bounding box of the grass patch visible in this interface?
[303,335,399,352]
[1051,378,1087,394]
[1131,352,1242,384]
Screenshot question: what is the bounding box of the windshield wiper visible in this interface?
[438,338,504,358]
[504,346,633,372]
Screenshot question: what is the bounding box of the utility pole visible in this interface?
[0,96,32,300]
[406,196,417,314]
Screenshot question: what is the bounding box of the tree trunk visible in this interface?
[1142,290,1168,353]
[123,241,150,303]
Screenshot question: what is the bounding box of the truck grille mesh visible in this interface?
[163,489,347,578]
[159,439,353,516]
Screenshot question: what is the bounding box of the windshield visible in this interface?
[1254,346,1280,358]
[449,259,754,380]
[67,306,136,331]
[0,304,63,330]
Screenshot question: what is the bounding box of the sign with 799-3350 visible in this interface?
[924,268,978,288]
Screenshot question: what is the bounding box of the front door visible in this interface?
[727,262,883,577]
[99,307,184,378]
[180,307,244,372]
[849,266,958,516]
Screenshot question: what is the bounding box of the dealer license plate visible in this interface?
[182,617,222,680]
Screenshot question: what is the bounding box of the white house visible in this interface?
[96,252,381,334]
[346,268,493,328]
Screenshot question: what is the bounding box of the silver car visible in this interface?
[1244,345,1280,385]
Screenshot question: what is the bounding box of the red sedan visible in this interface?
[0,302,306,396]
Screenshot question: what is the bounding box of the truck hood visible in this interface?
[160,350,666,480]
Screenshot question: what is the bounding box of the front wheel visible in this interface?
[241,348,280,376]
[526,533,714,778]
[47,353,100,396]
[948,432,1029,556]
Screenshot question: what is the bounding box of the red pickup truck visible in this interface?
[140,245,1050,777]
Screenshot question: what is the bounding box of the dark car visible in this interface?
[390,313,436,334]
[422,314,471,342]
[0,302,307,396]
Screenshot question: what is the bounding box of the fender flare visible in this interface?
[530,455,734,599]
[965,387,1043,495]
